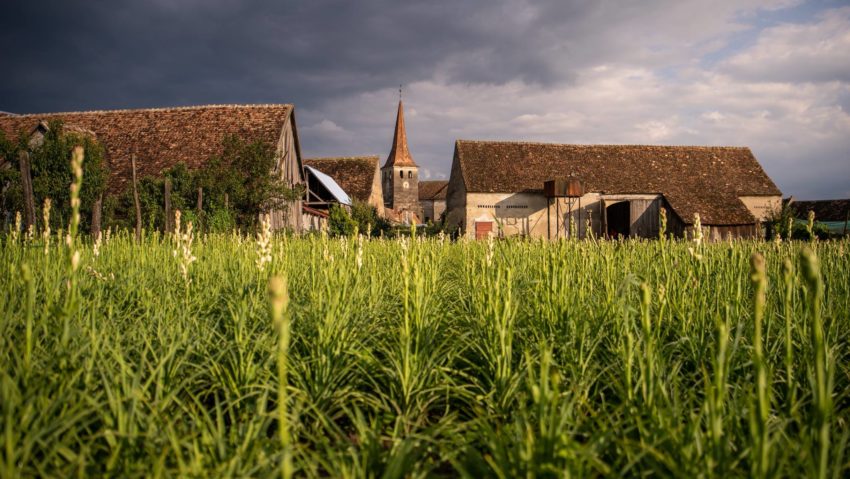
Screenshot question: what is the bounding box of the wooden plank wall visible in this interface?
[630,198,661,238]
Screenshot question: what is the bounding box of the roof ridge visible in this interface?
[456,139,751,150]
[305,155,380,161]
[9,103,293,118]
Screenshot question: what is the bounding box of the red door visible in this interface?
[475,221,493,240]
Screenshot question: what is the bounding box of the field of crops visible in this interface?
[1,228,848,477]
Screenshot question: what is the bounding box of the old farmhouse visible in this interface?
[419,180,448,224]
[303,156,384,216]
[445,140,782,240]
[0,104,307,231]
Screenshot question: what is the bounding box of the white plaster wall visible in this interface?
[463,192,604,239]
[739,196,782,221]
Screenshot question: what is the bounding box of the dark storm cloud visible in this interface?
[2,1,848,199]
[0,0,734,112]
[0,0,567,112]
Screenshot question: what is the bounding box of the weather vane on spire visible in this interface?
[399,84,403,101]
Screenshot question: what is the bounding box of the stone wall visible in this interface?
[444,153,467,230]
[421,199,447,223]
[382,165,421,216]
[368,161,385,216]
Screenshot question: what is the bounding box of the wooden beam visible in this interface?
[91,193,102,238]
[18,151,36,231]
[164,178,172,233]
[131,154,142,242]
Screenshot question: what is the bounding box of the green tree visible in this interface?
[349,200,391,237]
[196,135,304,228]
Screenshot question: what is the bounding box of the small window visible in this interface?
[408,171,412,178]
[400,170,404,179]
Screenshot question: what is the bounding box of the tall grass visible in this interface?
[0,230,848,477]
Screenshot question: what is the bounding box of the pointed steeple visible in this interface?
[383,100,417,168]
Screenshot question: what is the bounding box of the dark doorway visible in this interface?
[606,201,630,238]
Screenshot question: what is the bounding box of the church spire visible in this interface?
[383,99,417,168]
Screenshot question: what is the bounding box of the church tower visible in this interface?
[381,99,421,219]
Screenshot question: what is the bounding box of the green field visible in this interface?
[1,230,848,477]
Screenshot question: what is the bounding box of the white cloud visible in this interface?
[721,7,850,83]
[307,119,348,135]
[298,4,850,200]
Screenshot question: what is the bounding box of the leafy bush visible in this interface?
[105,135,304,233]
[328,204,357,237]
[765,204,831,241]
[349,200,391,237]
[195,135,304,228]
[205,207,236,233]
[1,121,107,232]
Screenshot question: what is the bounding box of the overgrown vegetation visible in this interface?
[105,135,304,232]
[1,121,107,232]
[766,202,832,241]
[328,201,392,237]
[1,228,848,477]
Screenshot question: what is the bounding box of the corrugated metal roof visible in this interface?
[305,165,351,206]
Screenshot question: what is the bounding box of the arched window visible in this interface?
[399,170,404,179]
[408,171,412,178]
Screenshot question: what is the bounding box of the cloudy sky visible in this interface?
[2,0,848,199]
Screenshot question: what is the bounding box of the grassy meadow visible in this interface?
[1,227,849,477]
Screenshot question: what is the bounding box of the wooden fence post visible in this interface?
[131,154,142,242]
[91,193,102,238]
[164,178,172,233]
[18,151,37,231]
[196,187,203,213]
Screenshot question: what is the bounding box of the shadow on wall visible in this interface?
[480,193,546,237]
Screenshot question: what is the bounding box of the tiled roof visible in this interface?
[453,140,782,225]
[0,104,293,194]
[383,101,417,168]
[419,180,448,200]
[790,199,850,222]
[303,156,379,203]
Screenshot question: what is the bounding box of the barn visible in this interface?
[0,104,307,231]
[303,156,384,216]
[445,140,782,240]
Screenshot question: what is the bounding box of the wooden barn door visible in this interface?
[475,221,493,240]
